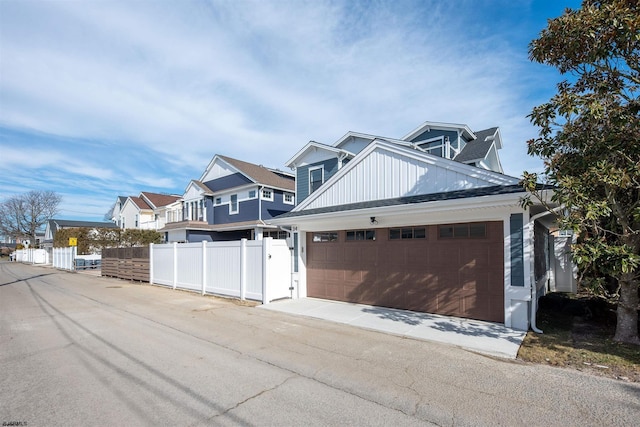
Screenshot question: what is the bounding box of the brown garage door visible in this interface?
[306,222,504,323]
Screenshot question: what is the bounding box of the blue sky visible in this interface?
[0,0,581,221]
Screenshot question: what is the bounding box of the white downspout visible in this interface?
[528,205,565,333]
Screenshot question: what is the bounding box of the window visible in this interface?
[215,197,222,205]
[230,194,238,214]
[389,227,426,240]
[135,214,139,228]
[312,232,338,242]
[263,230,288,239]
[439,222,487,239]
[346,229,376,241]
[249,190,256,198]
[284,193,294,205]
[262,189,273,201]
[309,167,324,194]
[418,136,445,158]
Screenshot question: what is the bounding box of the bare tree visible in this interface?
[0,191,62,246]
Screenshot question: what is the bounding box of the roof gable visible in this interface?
[200,155,294,191]
[126,196,152,211]
[183,180,212,200]
[140,192,180,209]
[402,121,476,142]
[285,141,354,168]
[295,140,519,211]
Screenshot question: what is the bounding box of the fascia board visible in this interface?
[121,197,136,212]
[332,131,378,148]
[182,181,208,199]
[488,144,505,174]
[198,155,220,182]
[198,155,256,185]
[493,128,503,149]
[138,192,157,210]
[402,121,476,141]
[270,192,525,226]
[285,141,351,168]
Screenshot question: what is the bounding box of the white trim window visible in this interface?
[418,136,446,158]
[283,192,294,205]
[262,188,273,201]
[230,194,238,214]
[249,190,257,199]
[309,166,324,194]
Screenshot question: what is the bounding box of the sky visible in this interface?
[0,0,582,222]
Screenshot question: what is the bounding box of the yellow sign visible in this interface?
[69,237,77,246]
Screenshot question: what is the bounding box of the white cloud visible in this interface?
[0,0,569,218]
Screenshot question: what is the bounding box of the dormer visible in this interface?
[402,121,475,161]
[285,141,356,203]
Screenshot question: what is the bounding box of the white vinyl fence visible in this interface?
[53,247,77,270]
[15,248,50,264]
[150,238,292,304]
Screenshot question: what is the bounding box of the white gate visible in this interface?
[150,238,292,303]
[53,247,76,270]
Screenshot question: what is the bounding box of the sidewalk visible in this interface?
[260,298,526,359]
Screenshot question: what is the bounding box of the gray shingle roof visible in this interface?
[273,184,529,220]
[454,127,498,163]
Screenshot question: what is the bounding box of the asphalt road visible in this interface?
[1,261,638,426]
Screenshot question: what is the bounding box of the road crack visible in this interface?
[203,375,296,425]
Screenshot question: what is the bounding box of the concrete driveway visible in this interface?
[2,261,638,426]
[260,298,525,359]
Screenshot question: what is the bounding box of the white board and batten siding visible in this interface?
[150,238,291,303]
[302,143,519,210]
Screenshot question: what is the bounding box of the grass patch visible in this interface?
[518,293,640,382]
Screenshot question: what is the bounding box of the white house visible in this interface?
[270,121,571,331]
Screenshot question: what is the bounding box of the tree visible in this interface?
[0,190,62,247]
[54,227,163,253]
[522,0,640,344]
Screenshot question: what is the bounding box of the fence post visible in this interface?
[172,242,178,290]
[149,243,154,284]
[240,238,247,301]
[262,237,272,305]
[72,246,77,271]
[201,241,207,296]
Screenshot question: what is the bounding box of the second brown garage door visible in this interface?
[306,222,504,323]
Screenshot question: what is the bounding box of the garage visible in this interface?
[306,221,505,323]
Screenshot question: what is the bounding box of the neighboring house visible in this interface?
[270,120,569,331]
[140,192,182,230]
[42,219,119,255]
[109,196,128,228]
[160,155,295,243]
[115,192,181,231]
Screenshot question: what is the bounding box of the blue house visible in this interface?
[270,121,572,331]
[160,155,295,243]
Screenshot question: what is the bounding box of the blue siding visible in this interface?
[409,129,458,144]
[206,198,214,224]
[204,173,252,192]
[510,213,524,287]
[296,158,339,203]
[262,190,294,220]
[214,198,259,224]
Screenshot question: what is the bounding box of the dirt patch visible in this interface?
[518,293,640,382]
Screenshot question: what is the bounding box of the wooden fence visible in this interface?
[102,246,149,282]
